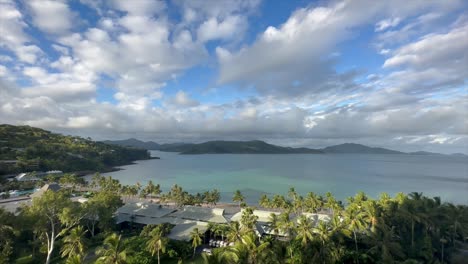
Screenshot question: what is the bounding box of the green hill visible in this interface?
[0,124,152,175]
[174,140,323,154]
[321,143,404,154]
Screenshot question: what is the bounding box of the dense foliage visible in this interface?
[1,175,467,263]
[0,124,151,176]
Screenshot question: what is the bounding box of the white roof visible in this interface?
[168,206,228,223]
[230,209,281,223]
[167,222,209,241]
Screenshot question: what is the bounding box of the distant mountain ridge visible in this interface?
[321,143,403,154]
[102,138,161,150]
[102,139,466,157]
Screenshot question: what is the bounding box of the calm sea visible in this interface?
[96,151,468,204]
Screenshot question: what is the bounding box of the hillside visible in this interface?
[102,138,161,150]
[174,140,323,154]
[321,143,404,154]
[0,124,152,175]
[102,138,466,157]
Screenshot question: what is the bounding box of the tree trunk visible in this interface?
[158,250,160,264]
[441,244,444,264]
[193,247,196,259]
[411,220,415,250]
[46,235,55,264]
[354,230,360,264]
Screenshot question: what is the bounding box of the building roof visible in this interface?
[30,183,61,198]
[230,209,281,223]
[168,206,228,223]
[167,222,209,241]
[116,202,176,218]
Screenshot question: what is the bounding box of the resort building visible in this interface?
[30,183,61,198]
[115,203,228,241]
[230,209,332,238]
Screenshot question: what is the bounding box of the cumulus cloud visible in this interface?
[170,91,200,107]
[216,0,463,98]
[26,0,74,34]
[0,0,466,154]
[197,15,247,42]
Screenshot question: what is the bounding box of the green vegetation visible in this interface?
[1,174,467,263]
[0,124,152,176]
[169,140,323,154]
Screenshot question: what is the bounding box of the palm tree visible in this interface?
[96,233,128,264]
[227,221,243,243]
[190,227,203,259]
[233,190,245,208]
[61,226,88,259]
[344,205,366,263]
[399,199,426,251]
[363,200,382,233]
[259,194,270,208]
[268,213,280,237]
[295,215,313,246]
[240,207,258,234]
[304,192,321,213]
[65,255,83,264]
[229,233,271,264]
[202,248,230,264]
[311,221,344,263]
[146,227,168,264]
[366,225,404,263]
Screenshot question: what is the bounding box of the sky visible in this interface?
[0,0,467,154]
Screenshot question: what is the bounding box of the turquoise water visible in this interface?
[97,151,468,204]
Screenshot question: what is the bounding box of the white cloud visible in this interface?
[383,23,468,69]
[27,0,74,34]
[197,15,247,42]
[216,0,463,98]
[170,91,200,107]
[15,45,43,64]
[112,0,166,16]
[375,17,401,32]
[0,0,466,155]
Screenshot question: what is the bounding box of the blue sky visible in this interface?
[0,0,467,153]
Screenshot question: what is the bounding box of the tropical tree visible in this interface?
[202,248,230,264]
[146,226,168,264]
[240,207,258,234]
[190,227,203,258]
[363,200,383,233]
[61,226,88,260]
[343,205,366,263]
[228,233,271,264]
[227,221,243,243]
[233,190,245,208]
[22,190,85,264]
[304,192,322,213]
[366,225,404,263]
[295,215,314,246]
[0,208,16,263]
[311,221,344,263]
[83,190,123,236]
[268,213,280,237]
[96,233,128,264]
[259,194,271,208]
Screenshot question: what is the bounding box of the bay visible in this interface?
[96,151,468,204]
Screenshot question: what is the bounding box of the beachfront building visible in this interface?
[230,209,332,238]
[30,183,61,198]
[115,203,228,241]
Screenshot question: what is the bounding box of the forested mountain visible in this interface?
[102,138,161,150]
[321,143,404,154]
[103,138,465,156]
[167,140,323,154]
[0,125,151,175]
